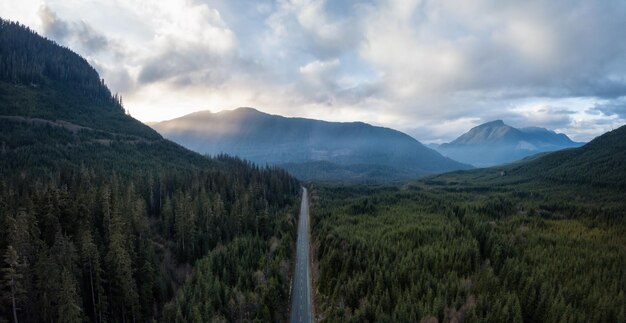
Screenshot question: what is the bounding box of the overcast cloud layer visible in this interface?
[2,0,626,142]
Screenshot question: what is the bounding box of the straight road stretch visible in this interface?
[290,187,313,323]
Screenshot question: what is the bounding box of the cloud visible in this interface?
[590,97,626,118]
[74,21,109,53]
[38,5,69,40]
[292,0,362,57]
[299,58,340,91]
[6,0,625,141]
[36,4,134,92]
[38,5,112,53]
[360,0,626,102]
[136,1,236,85]
[138,50,214,85]
[300,59,339,77]
[500,104,575,130]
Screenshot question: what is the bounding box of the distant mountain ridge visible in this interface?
[435,120,583,167]
[151,108,472,181]
[431,123,626,190]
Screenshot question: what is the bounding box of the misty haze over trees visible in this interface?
[151,108,471,182]
[1,4,626,323]
[434,120,584,167]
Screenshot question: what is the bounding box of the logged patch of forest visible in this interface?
[311,180,626,322]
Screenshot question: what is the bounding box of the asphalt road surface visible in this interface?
[290,187,313,323]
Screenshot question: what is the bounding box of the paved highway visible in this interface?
[290,187,313,323]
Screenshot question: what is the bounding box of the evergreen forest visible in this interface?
[0,19,301,323]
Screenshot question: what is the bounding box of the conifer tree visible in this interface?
[57,268,82,323]
[2,246,25,323]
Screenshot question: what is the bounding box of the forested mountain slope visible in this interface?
[151,107,471,181]
[508,124,626,187]
[0,18,156,139]
[0,19,299,323]
[431,124,626,190]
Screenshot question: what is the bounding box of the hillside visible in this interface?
[508,124,626,188]
[0,19,208,175]
[151,108,471,181]
[436,120,582,167]
[0,19,299,323]
[427,124,626,191]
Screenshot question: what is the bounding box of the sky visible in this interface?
[2,0,626,143]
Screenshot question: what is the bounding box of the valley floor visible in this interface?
[309,180,626,322]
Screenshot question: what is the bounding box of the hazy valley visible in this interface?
[150,108,471,182]
[434,120,584,167]
[1,3,626,323]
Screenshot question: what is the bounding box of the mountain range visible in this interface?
[434,120,583,167]
[2,16,626,323]
[150,108,472,181]
[430,122,626,191]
